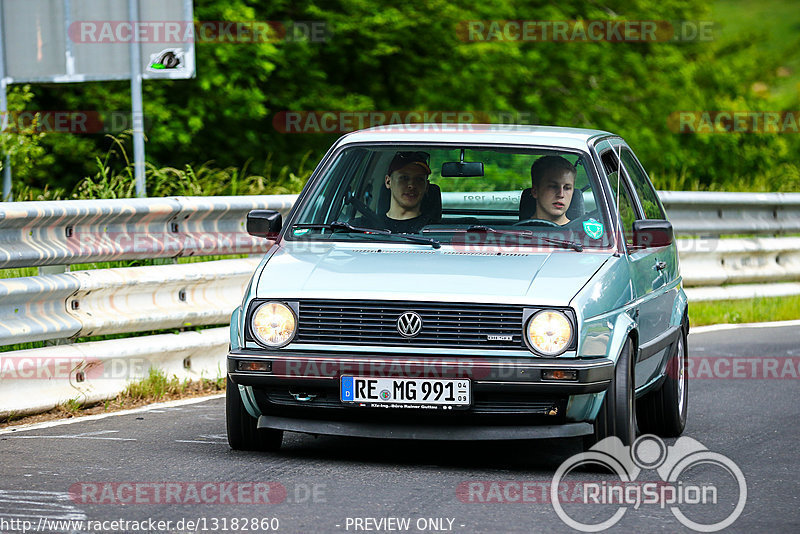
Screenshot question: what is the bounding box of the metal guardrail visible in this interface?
[659,191,800,236]
[0,258,260,346]
[678,237,800,286]
[0,328,229,418]
[0,195,295,268]
[1,192,799,417]
[437,190,800,236]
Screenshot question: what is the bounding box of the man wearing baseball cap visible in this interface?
[381,151,432,233]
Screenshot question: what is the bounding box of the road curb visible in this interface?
[690,319,800,335]
[0,393,224,435]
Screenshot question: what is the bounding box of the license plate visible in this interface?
[340,376,470,409]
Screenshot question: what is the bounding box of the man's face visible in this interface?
[532,170,576,222]
[385,163,429,213]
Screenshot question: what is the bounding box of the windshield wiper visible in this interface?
[424,225,584,252]
[532,236,584,252]
[292,222,441,249]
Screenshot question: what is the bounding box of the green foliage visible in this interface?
[69,134,311,199]
[58,397,84,414]
[124,368,189,400]
[0,86,48,200]
[3,0,798,196]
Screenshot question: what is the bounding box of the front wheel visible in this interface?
[636,322,688,437]
[226,376,283,451]
[584,337,636,449]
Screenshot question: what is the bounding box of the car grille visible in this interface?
[264,388,561,416]
[294,299,525,349]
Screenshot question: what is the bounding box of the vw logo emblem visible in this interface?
[396,311,423,337]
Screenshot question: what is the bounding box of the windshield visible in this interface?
[289,145,612,250]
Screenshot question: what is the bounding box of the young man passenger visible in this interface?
[381,151,431,233]
[529,155,576,225]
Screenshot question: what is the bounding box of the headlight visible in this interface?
[251,301,297,348]
[526,310,573,356]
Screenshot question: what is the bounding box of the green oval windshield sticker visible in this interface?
[583,218,604,239]
[293,228,311,236]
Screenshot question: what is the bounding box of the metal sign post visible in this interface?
[128,0,146,197]
[0,0,195,200]
[0,0,10,201]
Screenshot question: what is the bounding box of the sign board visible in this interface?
[0,0,195,83]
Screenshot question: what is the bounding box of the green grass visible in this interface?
[0,267,38,279]
[1,369,226,425]
[58,397,84,414]
[690,294,800,327]
[124,368,191,401]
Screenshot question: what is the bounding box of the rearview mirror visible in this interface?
[632,219,673,248]
[441,161,484,177]
[247,210,282,238]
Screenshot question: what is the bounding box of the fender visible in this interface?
[228,306,262,418]
[230,306,242,351]
[569,309,637,422]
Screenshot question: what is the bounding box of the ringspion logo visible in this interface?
[551,435,746,532]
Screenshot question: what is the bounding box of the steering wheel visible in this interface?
[512,218,560,228]
[345,191,382,227]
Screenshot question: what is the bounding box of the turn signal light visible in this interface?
[237,360,272,372]
[542,369,577,381]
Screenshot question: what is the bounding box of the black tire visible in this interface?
[636,321,688,437]
[584,337,636,449]
[226,376,283,451]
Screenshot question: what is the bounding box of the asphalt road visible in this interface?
[1,323,798,534]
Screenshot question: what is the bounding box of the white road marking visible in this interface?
[0,394,224,435]
[200,433,227,440]
[690,319,800,335]
[5,434,136,441]
[0,490,87,521]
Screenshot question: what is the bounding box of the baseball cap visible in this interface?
[388,151,431,174]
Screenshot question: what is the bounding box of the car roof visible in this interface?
[336,124,616,151]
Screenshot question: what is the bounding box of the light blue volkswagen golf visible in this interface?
[227,125,688,451]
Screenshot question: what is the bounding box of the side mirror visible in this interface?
[247,210,282,238]
[441,161,484,177]
[632,219,673,248]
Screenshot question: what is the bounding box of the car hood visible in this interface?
[253,241,611,306]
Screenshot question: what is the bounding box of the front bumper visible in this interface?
[228,350,613,393]
[229,351,612,427]
[257,415,594,440]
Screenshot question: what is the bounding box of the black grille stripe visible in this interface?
[295,299,525,349]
